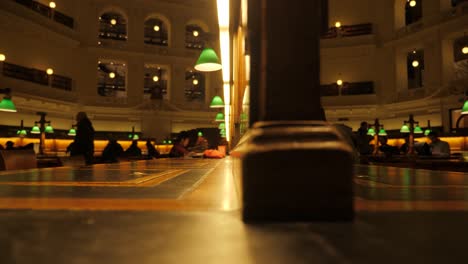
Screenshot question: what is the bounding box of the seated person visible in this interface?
[5,141,15,150]
[189,134,208,154]
[378,137,399,156]
[427,132,450,158]
[125,140,142,157]
[102,138,124,163]
[146,139,160,158]
[169,132,190,158]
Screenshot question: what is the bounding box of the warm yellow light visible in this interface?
[49,1,56,9]
[462,46,468,54]
[110,19,117,25]
[335,21,341,28]
[412,60,419,67]
[192,79,199,85]
[193,30,199,37]
[152,76,159,82]
[409,0,416,7]
[0,54,5,62]
[241,0,248,27]
[337,79,343,86]
[217,0,230,28]
[46,68,54,75]
[109,72,116,78]
[153,25,160,32]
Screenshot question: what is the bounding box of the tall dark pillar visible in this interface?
[249,0,326,124]
[237,0,354,222]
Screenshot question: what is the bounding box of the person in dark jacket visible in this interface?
[146,139,160,159]
[101,138,124,163]
[125,140,142,157]
[71,111,95,165]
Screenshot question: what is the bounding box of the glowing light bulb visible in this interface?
[192,79,199,85]
[412,60,419,67]
[153,25,160,32]
[46,68,54,75]
[335,21,341,28]
[193,30,199,37]
[49,1,56,9]
[109,72,115,78]
[110,19,117,25]
[337,79,343,86]
[409,0,416,7]
[153,76,159,82]
[0,54,5,61]
[462,46,468,54]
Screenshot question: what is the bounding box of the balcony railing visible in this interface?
[321,23,373,39]
[13,0,74,29]
[2,62,72,91]
[320,81,374,96]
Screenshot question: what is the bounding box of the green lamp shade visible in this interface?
[163,140,167,144]
[220,133,226,138]
[218,122,226,130]
[132,134,139,140]
[414,125,423,134]
[0,98,17,112]
[378,128,387,136]
[220,128,226,135]
[31,125,40,134]
[44,125,54,133]
[240,113,248,121]
[210,96,224,108]
[128,134,133,139]
[424,129,431,136]
[367,128,376,136]
[198,131,203,137]
[68,128,76,136]
[194,48,222,72]
[168,140,172,144]
[215,112,224,122]
[17,129,27,136]
[462,100,468,115]
[400,124,410,133]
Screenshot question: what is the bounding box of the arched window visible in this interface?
[97,61,127,97]
[453,36,468,62]
[185,70,205,101]
[407,50,424,89]
[405,0,422,26]
[99,12,127,41]
[144,65,168,100]
[144,18,168,46]
[452,0,468,7]
[185,24,205,49]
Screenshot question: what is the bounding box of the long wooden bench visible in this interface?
[0,149,37,171]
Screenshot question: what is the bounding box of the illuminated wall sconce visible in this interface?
[409,0,416,7]
[335,21,341,28]
[192,79,199,85]
[0,53,5,61]
[49,1,56,9]
[110,19,117,25]
[154,25,160,32]
[46,68,54,75]
[336,79,343,86]
[411,60,419,68]
[193,30,199,37]
[109,72,116,78]
[152,75,159,82]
